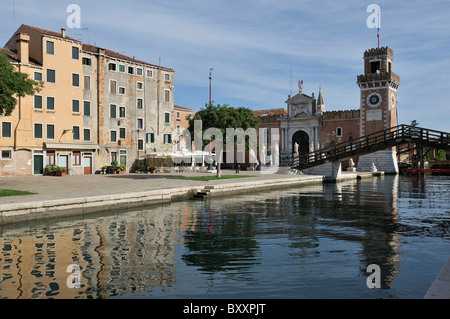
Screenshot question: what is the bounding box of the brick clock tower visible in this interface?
[356,47,400,173]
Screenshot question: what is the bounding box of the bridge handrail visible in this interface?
[294,124,450,168]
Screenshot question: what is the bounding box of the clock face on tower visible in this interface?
[367,93,382,107]
[391,94,396,107]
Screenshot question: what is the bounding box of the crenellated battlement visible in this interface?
[363,46,393,58]
[323,109,360,120]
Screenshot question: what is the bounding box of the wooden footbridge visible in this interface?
[293,124,450,170]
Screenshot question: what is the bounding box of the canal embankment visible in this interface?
[0,170,378,225]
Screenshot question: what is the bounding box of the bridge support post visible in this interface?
[301,161,342,182]
[357,150,399,174]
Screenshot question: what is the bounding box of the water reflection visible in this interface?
[0,175,449,298]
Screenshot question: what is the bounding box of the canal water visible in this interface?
[0,174,449,299]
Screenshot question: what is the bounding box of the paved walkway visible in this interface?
[0,169,320,205]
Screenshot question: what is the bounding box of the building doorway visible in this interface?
[59,155,68,173]
[33,154,44,175]
[292,130,310,155]
[83,154,92,174]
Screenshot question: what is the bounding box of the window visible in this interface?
[46,41,54,55]
[165,112,170,123]
[34,72,43,81]
[137,98,143,109]
[146,69,153,78]
[34,123,43,139]
[72,126,80,140]
[165,73,170,81]
[1,122,12,138]
[336,127,343,137]
[119,64,125,73]
[34,95,43,109]
[138,139,144,150]
[137,82,143,90]
[47,124,55,139]
[1,150,12,160]
[136,68,143,76]
[84,75,91,90]
[108,63,117,71]
[72,100,80,113]
[370,60,381,73]
[110,151,117,164]
[119,127,126,139]
[83,128,90,141]
[176,125,180,135]
[164,134,172,144]
[118,87,126,95]
[82,57,91,66]
[119,106,126,118]
[72,151,81,166]
[164,90,170,102]
[110,104,117,118]
[72,73,80,87]
[176,111,181,120]
[47,69,56,83]
[110,80,117,94]
[137,118,144,130]
[146,132,154,143]
[127,66,134,74]
[47,97,55,111]
[110,130,117,142]
[72,46,79,60]
[84,101,91,116]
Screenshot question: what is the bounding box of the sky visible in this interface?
[1,0,449,132]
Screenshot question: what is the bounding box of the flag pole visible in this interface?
[377,10,380,48]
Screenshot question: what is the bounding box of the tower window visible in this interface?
[336,127,342,138]
[370,61,381,73]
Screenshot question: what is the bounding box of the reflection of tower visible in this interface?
[356,47,400,173]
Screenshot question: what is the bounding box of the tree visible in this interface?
[0,51,43,116]
[188,103,260,177]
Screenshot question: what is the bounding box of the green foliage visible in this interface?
[410,120,419,127]
[0,189,36,197]
[436,149,447,161]
[187,102,260,148]
[0,51,43,116]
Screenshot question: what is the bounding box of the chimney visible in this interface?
[61,28,66,38]
[15,33,30,64]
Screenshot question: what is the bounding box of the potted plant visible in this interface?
[56,166,67,176]
[111,160,118,174]
[101,165,107,174]
[149,166,156,173]
[118,165,126,174]
[45,164,57,176]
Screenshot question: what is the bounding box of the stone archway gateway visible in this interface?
[292,130,309,155]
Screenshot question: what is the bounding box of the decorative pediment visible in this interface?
[286,93,314,118]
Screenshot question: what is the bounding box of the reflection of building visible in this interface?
[0,206,189,299]
[1,24,175,176]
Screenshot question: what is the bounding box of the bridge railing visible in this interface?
[293,124,450,169]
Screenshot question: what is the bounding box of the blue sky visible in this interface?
[1,0,449,132]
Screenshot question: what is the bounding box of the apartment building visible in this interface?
[82,43,175,171]
[173,105,195,152]
[1,24,175,176]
